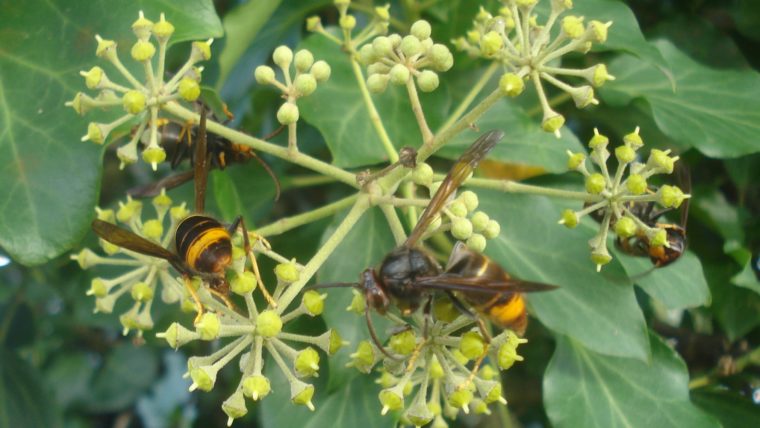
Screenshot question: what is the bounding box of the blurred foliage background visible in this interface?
[1,0,760,427]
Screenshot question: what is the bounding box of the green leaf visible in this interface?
[480,191,649,360]
[734,0,760,42]
[216,0,283,89]
[601,39,760,158]
[297,34,449,168]
[45,352,94,409]
[0,0,221,266]
[613,250,711,310]
[692,388,760,428]
[210,159,277,227]
[260,362,390,428]
[544,334,719,428]
[0,348,63,428]
[731,256,760,295]
[438,99,584,173]
[84,344,159,412]
[704,261,760,341]
[317,207,396,391]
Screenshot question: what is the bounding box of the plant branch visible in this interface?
[406,78,433,145]
[437,63,499,134]
[351,59,399,163]
[256,194,359,237]
[464,177,601,202]
[379,204,407,244]
[689,345,760,389]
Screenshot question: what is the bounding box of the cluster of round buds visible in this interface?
[307,0,390,48]
[157,261,347,426]
[358,19,454,95]
[254,46,331,128]
[70,191,192,336]
[66,11,214,170]
[452,1,614,136]
[560,127,689,271]
[411,165,501,252]
[345,305,524,427]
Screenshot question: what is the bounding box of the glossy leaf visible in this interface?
[613,250,711,310]
[601,40,760,158]
[0,348,63,428]
[317,207,396,391]
[544,334,719,428]
[480,191,649,360]
[297,34,449,168]
[0,0,222,266]
[84,344,159,412]
[438,99,584,173]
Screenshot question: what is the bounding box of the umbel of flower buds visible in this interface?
[560,127,689,270]
[453,1,615,137]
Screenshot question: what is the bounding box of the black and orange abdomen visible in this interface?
[175,215,232,274]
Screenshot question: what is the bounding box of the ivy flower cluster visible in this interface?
[307,0,391,48]
[358,18,454,94]
[344,298,524,428]
[66,11,213,170]
[559,128,689,270]
[71,191,190,336]
[453,0,614,136]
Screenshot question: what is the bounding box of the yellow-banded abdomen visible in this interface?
[175,215,232,274]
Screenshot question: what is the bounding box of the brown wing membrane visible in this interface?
[128,170,195,198]
[194,107,209,213]
[414,274,557,294]
[405,130,504,247]
[92,219,180,263]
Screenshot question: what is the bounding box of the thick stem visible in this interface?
[464,177,601,202]
[275,196,371,313]
[256,194,358,237]
[380,204,407,244]
[163,102,357,187]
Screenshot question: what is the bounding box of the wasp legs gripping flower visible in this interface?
[229,215,278,308]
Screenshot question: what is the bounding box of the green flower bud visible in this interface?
[626,174,648,195]
[449,200,468,218]
[141,219,162,240]
[222,390,248,424]
[87,277,108,296]
[230,271,257,295]
[302,290,326,316]
[480,31,503,57]
[117,198,142,223]
[585,173,606,194]
[480,364,498,381]
[305,15,322,32]
[131,40,155,61]
[196,312,221,340]
[460,331,487,360]
[459,191,479,212]
[416,70,439,92]
[131,11,154,39]
[451,217,473,240]
[390,64,410,85]
[470,211,490,232]
[411,162,433,186]
[588,129,609,150]
[339,14,356,31]
[242,375,271,400]
[647,149,677,174]
[615,145,636,164]
[614,216,637,238]
[254,65,276,85]
[346,289,366,314]
[122,90,146,114]
[588,20,611,43]
[153,13,174,39]
[94,35,117,58]
[659,185,687,208]
[516,0,539,7]
[273,45,293,69]
[497,342,524,370]
[294,49,314,72]
[321,329,345,355]
[591,247,612,271]
[178,77,201,102]
[84,123,105,145]
[559,209,579,228]
[131,282,154,302]
[290,381,315,410]
[542,112,565,135]
[429,356,445,379]
[567,152,586,171]
[367,73,390,93]
[405,401,435,427]
[448,388,474,412]
[433,297,460,323]
[400,35,422,57]
[295,347,320,378]
[571,85,597,108]
[358,44,377,64]
[623,127,644,149]
[466,233,487,252]
[562,15,585,39]
[277,102,299,125]
[431,416,448,428]
[475,6,492,22]
[170,203,190,222]
[82,66,104,89]
[411,20,432,40]
[483,219,501,239]
[142,146,166,170]
[499,73,524,97]
[372,36,393,56]
[592,64,614,87]
[190,365,218,391]
[256,310,282,337]
[275,261,299,282]
[649,228,668,247]
[311,60,331,82]
[349,340,377,372]
[156,322,199,349]
[389,329,417,355]
[476,379,505,404]
[379,387,405,414]
[191,40,213,62]
[428,43,450,66]
[294,73,317,97]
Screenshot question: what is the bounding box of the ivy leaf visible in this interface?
[438,100,584,173]
[544,334,719,428]
[480,191,649,360]
[317,207,396,391]
[601,39,760,158]
[0,0,222,266]
[84,344,159,412]
[692,388,760,428]
[613,250,711,310]
[0,348,63,428]
[298,34,449,168]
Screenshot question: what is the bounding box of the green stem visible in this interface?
[285,175,337,188]
[350,3,406,31]
[380,204,407,244]
[436,63,499,134]
[276,196,371,313]
[163,102,357,187]
[256,194,358,237]
[351,59,398,162]
[689,346,760,389]
[526,92,572,117]
[406,78,433,145]
[464,177,601,202]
